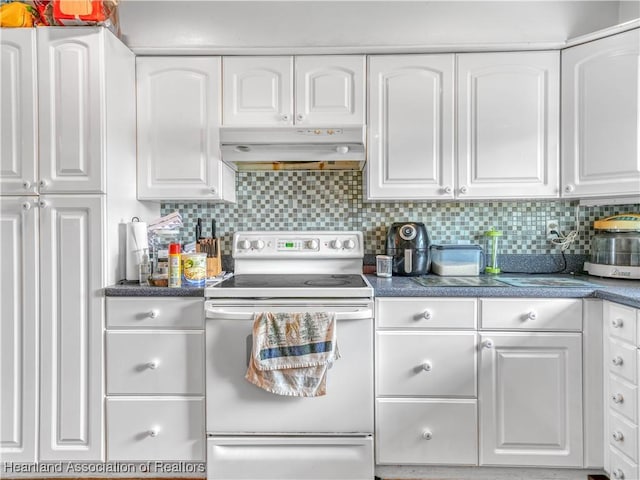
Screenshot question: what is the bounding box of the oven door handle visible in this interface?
[206,309,373,321]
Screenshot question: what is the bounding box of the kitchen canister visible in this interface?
[182,252,207,287]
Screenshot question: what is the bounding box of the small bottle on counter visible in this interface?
[139,248,151,285]
[168,243,182,288]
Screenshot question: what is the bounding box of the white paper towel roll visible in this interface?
[126,221,149,281]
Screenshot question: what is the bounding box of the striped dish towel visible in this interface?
[245,312,340,397]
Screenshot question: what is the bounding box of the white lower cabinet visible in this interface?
[604,301,640,480]
[375,298,478,465]
[376,296,589,470]
[105,297,205,461]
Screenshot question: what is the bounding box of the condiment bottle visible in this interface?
[168,243,182,288]
[138,248,151,285]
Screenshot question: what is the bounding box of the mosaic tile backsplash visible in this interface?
[161,171,639,256]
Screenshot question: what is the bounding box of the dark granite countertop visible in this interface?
[104,275,640,309]
[366,274,640,309]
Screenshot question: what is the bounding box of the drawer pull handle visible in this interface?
[148,428,160,437]
[147,360,159,370]
[612,393,624,404]
[422,430,433,440]
[423,310,432,320]
[483,339,494,349]
[148,310,159,319]
[612,431,625,442]
[612,356,624,366]
[612,468,625,479]
[526,311,537,320]
[612,318,624,328]
[421,361,432,372]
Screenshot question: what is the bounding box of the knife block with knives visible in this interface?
[195,218,222,278]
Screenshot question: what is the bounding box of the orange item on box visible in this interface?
[52,0,107,25]
[0,2,36,27]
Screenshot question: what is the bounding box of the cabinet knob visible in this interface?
[459,185,468,194]
[148,310,159,319]
[612,468,625,480]
[147,360,159,370]
[612,356,624,366]
[443,186,452,194]
[281,114,291,122]
[39,179,48,189]
[421,361,432,372]
[612,431,625,442]
[22,201,32,211]
[210,187,217,195]
[483,339,494,349]
[335,145,350,154]
[612,393,624,404]
[564,184,575,193]
[22,180,31,190]
[38,199,48,208]
[526,311,537,321]
[148,428,160,437]
[611,318,624,328]
[296,113,305,121]
[422,310,432,320]
[422,430,433,440]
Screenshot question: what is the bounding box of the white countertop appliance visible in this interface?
[204,231,374,480]
[585,214,640,279]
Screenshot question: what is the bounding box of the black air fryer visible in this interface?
[386,222,431,276]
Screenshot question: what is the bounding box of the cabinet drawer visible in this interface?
[608,338,638,384]
[605,301,638,345]
[480,298,582,331]
[376,398,477,465]
[106,297,203,329]
[376,332,477,396]
[376,298,477,329]
[107,331,204,395]
[609,445,639,480]
[107,397,205,461]
[609,375,638,424]
[609,411,638,463]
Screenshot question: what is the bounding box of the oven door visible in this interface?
[204,299,374,434]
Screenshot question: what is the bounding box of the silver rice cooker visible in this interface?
[584,213,640,279]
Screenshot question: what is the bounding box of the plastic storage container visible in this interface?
[430,244,483,276]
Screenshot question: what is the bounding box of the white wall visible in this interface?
[620,0,640,22]
[118,0,626,53]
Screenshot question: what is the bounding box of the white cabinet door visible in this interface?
[0,198,38,461]
[39,195,104,461]
[367,55,455,200]
[0,30,38,196]
[561,28,640,198]
[479,332,583,467]
[37,28,105,194]
[223,56,293,126]
[294,56,365,125]
[457,52,560,199]
[137,57,235,202]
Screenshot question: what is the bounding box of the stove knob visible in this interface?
[344,239,356,250]
[306,239,319,250]
[252,240,265,250]
[238,240,251,250]
[330,239,343,249]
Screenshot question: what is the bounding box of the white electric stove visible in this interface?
[204,231,374,480]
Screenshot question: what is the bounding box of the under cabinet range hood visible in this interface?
[219,126,366,171]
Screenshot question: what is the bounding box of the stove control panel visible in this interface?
[233,231,364,258]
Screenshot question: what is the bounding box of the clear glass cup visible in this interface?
[376,255,392,277]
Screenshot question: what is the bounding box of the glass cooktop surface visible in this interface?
[215,274,369,290]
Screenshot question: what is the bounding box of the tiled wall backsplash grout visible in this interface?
[161,171,639,256]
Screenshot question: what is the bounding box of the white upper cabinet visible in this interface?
[0,29,38,196]
[223,55,365,126]
[37,28,105,194]
[457,52,560,199]
[367,55,455,200]
[136,57,236,202]
[561,28,640,199]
